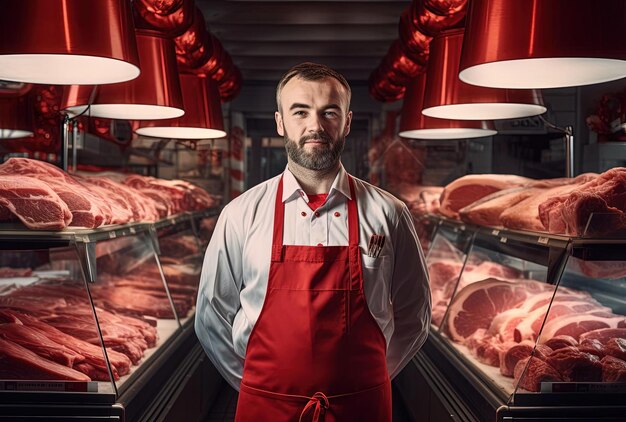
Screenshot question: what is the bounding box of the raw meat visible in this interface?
[605,337,626,360]
[579,338,606,358]
[2,310,131,378]
[500,341,552,377]
[458,187,539,227]
[538,167,626,236]
[0,323,85,367]
[0,175,72,229]
[500,183,584,232]
[540,313,626,341]
[545,346,603,382]
[543,335,578,350]
[513,301,607,342]
[580,328,626,344]
[439,174,532,219]
[0,158,110,228]
[0,267,32,277]
[601,355,626,382]
[78,176,133,225]
[446,278,546,342]
[85,176,160,222]
[514,356,562,392]
[569,259,626,280]
[0,337,90,381]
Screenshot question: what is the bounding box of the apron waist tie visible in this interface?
[299,392,329,422]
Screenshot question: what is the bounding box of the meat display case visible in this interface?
[397,215,626,422]
[0,208,222,421]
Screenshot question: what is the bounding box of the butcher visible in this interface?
[195,62,431,421]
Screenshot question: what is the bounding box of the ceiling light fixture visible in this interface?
[0,0,140,85]
[422,29,546,120]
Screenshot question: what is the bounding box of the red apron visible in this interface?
[235,175,391,422]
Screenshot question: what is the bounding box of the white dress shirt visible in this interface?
[195,165,431,391]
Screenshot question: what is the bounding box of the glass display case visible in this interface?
[399,216,626,422]
[0,207,222,421]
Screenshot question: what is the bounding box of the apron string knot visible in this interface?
[299,391,329,422]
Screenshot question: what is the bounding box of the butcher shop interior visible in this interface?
[1,0,626,421]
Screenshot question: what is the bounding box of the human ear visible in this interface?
[343,110,353,137]
[275,111,284,136]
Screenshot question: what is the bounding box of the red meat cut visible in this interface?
[543,335,578,350]
[0,323,85,367]
[514,356,562,392]
[538,167,626,236]
[579,338,606,358]
[500,341,552,377]
[458,187,539,227]
[605,337,626,360]
[0,338,90,381]
[0,175,72,229]
[545,346,603,382]
[601,355,626,382]
[446,278,546,342]
[579,328,626,344]
[0,158,110,228]
[439,174,531,219]
[540,313,626,341]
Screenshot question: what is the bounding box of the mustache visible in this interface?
[299,132,332,145]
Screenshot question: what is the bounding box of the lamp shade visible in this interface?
[0,0,140,85]
[423,29,546,120]
[136,72,226,139]
[63,30,184,120]
[0,95,33,139]
[459,0,626,89]
[399,73,496,140]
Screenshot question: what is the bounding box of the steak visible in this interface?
[0,337,90,381]
[601,355,626,382]
[458,187,539,227]
[514,356,562,392]
[500,341,552,377]
[545,346,603,382]
[85,176,160,222]
[446,278,546,342]
[0,323,85,367]
[540,313,626,341]
[538,167,626,236]
[0,158,110,228]
[543,335,578,351]
[580,328,626,344]
[0,175,72,229]
[605,337,626,360]
[439,174,532,219]
[500,183,583,232]
[579,338,606,358]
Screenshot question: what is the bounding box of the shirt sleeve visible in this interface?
[386,204,432,379]
[195,204,245,391]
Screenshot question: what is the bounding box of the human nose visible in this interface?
[306,114,324,133]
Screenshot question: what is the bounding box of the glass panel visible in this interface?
[0,247,114,394]
[439,239,554,400]
[90,232,180,394]
[517,252,626,394]
[426,224,473,328]
[157,219,203,325]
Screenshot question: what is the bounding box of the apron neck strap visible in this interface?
[271,173,359,261]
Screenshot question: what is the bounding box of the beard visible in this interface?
[284,130,345,171]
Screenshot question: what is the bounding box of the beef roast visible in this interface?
[546,346,603,382]
[439,174,532,219]
[601,355,626,382]
[514,356,562,392]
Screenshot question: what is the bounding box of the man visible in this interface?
[195,62,431,421]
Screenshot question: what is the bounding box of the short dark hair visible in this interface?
[276,62,352,111]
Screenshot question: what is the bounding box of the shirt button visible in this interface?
[334,211,341,217]
[314,211,320,217]
[317,243,323,247]
[301,211,307,217]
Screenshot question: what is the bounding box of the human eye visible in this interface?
[324,110,338,118]
[293,110,307,117]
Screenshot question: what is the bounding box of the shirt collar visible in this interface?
[282,164,352,203]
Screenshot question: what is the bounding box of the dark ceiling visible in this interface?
[197,0,410,85]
